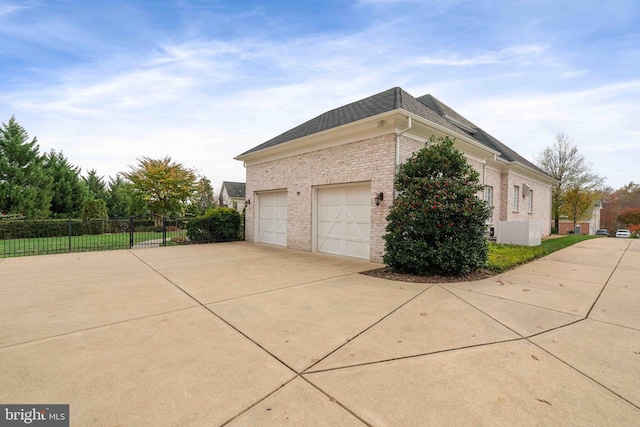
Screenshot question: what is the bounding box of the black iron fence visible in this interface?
[0,213,244,258]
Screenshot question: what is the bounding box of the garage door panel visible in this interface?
[344,241,369,259]
[318,221,343,237]
[318,206,342,220]
[345,222,368,239]
[344,205,370,221]
[316,184,371,259]
[318,189,340,204]
[318,238,343,255]
[345,187,370,202]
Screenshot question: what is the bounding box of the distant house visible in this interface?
[235,87,556,262]
[218,181,246,212]
[557,200,602,235]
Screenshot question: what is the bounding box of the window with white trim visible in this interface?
[513,185,519,211]
[528,189,533,212]
[484,186,493,223]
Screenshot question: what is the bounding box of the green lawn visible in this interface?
[0,231,184,258]
[487,235,601,273]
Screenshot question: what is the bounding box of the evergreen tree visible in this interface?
[43,150,89,218]
[0,116,53,217]
[384,136,491,275]
[106,175,130,217]
[83,169,108,202]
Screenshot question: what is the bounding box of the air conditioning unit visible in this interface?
[497,221,541,246]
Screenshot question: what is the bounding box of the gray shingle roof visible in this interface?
[238,87,464,157]
[239,87,548,176]
[221,181,246,198]
[417,94,547,174]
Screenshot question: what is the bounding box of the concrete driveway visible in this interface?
[0,239,638,426]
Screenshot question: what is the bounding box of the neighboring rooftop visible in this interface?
[220,181,246,198]
[238,87,547,175]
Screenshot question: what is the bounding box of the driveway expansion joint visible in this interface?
[128,249,300,375]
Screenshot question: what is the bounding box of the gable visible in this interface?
[221,181,246,199]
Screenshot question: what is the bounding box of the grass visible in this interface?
[487,234,601,273]
[0,231,184,258]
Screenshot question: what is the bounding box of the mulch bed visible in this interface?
[361,267,498,283]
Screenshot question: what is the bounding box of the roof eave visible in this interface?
[234,110,400,164]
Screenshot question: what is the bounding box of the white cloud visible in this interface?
[418,44,549,67]
[0,1,30,16]
[456,80,640,187]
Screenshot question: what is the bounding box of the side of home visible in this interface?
[236,87,556,262]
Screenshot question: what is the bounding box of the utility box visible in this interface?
[497,221,542,246]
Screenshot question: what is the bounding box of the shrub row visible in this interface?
[0,218,165,240]
[186,208,243,243]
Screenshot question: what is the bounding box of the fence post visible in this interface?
[162,216,167,247]
[68,218,72,253]
[129,216,134,248]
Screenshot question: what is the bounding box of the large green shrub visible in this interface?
[186,207,242,243]
[81,198,108,219]
[383,136,491,275]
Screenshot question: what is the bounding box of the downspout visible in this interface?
[395,116,412,199]
[395,116,412,167]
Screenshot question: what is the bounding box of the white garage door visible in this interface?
[317,184,371,259]
[258,191,288,246]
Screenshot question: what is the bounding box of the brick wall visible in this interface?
[245,134,397,262]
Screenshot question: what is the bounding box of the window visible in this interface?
[484,186,493,223]
[528,189,533,212]
[513,186,519,211]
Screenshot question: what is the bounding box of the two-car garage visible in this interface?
[255,183,372,259]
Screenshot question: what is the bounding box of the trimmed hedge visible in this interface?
[0,217,160,240]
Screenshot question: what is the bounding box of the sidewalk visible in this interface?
[0,239,638,425]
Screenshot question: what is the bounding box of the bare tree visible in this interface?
[535,133,605,232]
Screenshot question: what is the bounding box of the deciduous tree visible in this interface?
[602,182,640,232]
[120,156,198,216]
[535,133,604,232]
[617,208,640,233]
[562,186,596,233]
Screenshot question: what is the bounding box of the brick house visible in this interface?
[235,87,556,262]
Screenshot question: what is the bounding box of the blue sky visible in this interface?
[1,0,639,191]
